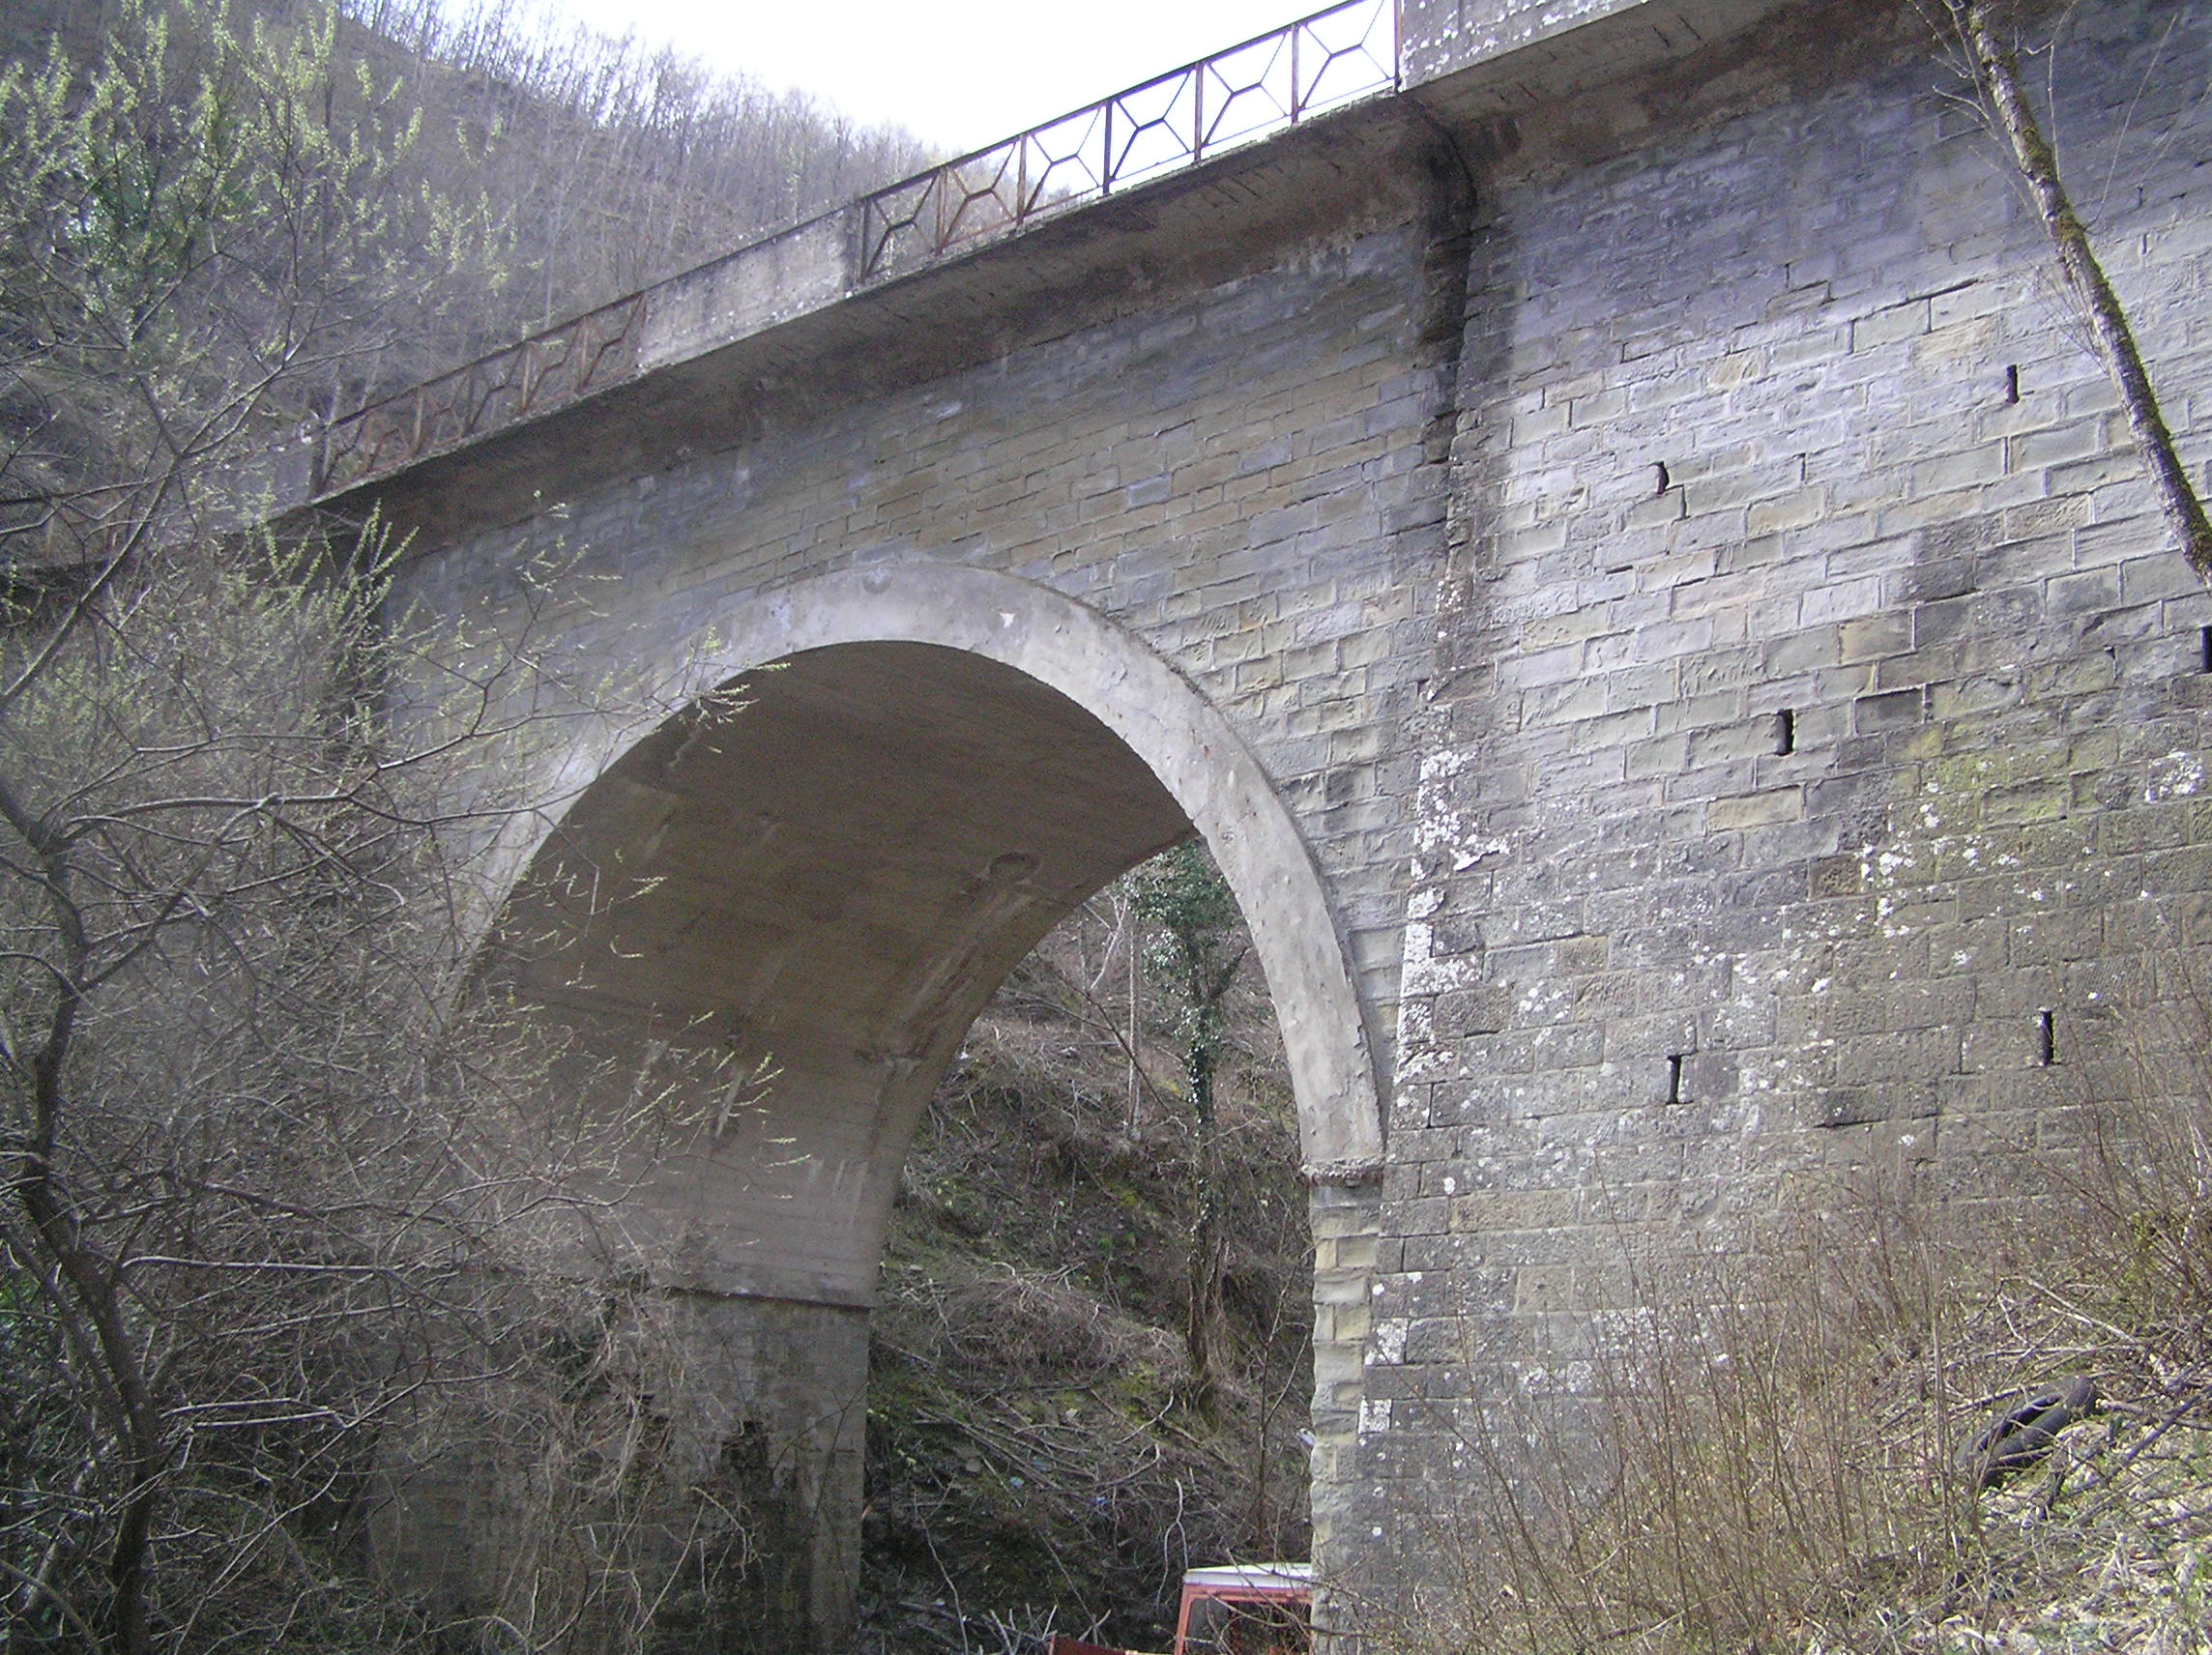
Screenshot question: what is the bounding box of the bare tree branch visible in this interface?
[1951,0,2212,579]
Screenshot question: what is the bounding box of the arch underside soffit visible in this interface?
[485,567,1383,1310]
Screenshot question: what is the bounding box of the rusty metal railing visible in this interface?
[317,294,643,496]
[312,0,1398,498]
[858,0,1397,279]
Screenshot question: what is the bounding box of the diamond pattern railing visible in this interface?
[859,0,1396,278]
[317,294,643,496]
[313,0,1397,497]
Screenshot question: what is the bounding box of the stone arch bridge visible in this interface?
[274,0,2212,1642]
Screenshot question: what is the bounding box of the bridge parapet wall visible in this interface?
[294,0,1813,523]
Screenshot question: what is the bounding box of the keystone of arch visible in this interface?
[515,562,1384,1182]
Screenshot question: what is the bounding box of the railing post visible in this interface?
[1102,98,1116,194]
[1193,64,1206,161]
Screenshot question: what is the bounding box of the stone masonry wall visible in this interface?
[401,202,1463,1086]
[1358,0,2212,1598]
[368,0,2212,1625]
[389,178,1470,1610]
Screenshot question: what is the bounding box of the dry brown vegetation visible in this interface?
[1368,964,2212,1655]
[859,874,1316,1655]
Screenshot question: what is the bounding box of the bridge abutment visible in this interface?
[369,1287,865,1651]
[636,1292,870,1654]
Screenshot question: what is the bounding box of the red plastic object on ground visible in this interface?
[1173,1563,1312,1653]
[1050,1561,1312,1655]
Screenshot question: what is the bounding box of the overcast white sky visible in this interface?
[538,0,1321,154]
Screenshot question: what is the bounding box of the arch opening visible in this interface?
[434,569,1382,1650]
[501,639,1198,1308]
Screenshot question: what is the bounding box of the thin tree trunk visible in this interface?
[1127,929,1142,1132]
[1962,0,2212,578]
[0,780,163,1655]
[1183,1037,1227,1406]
